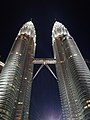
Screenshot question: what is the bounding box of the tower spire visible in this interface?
[52,21,70,44]
[18,21,36,43]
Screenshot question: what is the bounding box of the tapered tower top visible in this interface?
[52,21,70,44]
[18,21,36,43]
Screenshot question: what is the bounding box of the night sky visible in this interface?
[0,0,90,120]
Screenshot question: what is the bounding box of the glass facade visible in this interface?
[54,37,82,120]
[52,22,90,120]
[0,21,36,120]
[14,35,35,120]
[0,21,90,120]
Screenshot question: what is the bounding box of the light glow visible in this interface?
[52,21,70,44]
[18,21,36,43]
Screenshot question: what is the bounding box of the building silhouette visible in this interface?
[0,22,36,120]
[0,21,90,120]
[52,21,90,120]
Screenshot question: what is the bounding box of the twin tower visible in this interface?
[0,21,90,120]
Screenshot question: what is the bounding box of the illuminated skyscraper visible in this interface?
[0,21,90,120]
[52,21,90,120]
[0,21,36,120]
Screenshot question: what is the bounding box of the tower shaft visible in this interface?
[0,21,36,120]
[0,21,90,120]
[52,22,90,120]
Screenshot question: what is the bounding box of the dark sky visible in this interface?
[0,0,90,120]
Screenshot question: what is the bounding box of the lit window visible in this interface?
[88,104,90,107]
[17,88,19,91]
[16,52,18,55]
[75,99,77,102]
[9,84,15,89]
[26,112,29,114]
[86,100,90,103]
[60,60,65,63]
[18,102,23,105]
[9,83,13,86]
[84,106,87,109]
[68,55,72,59]
[73,54,77,56]
[84,104,90,109]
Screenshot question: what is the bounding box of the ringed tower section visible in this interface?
[0,21,36,120]
[52,21,90,120]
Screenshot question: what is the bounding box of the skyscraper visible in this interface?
[52,21,90,120]
[0,21,90,120]
[0,21,36,120]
